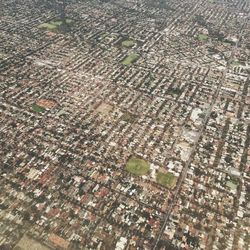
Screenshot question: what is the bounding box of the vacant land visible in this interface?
[14,234,50,250]
[122,53,140,65]
[126,157,150,176]
[36,99,57,109]
[121,112,137,122]
[156,172,177,189]
[95,102,113,116]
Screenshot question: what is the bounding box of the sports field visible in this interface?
[126,157,150,176]
[122,53,140,65]
[122,40,135,48]
[156,172,177,189]
[32,104,45,113]
[198,34,208,41]
[38,19,72,30]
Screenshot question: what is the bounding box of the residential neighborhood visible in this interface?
[0,0,249,249]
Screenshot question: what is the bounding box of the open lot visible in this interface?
[14,235,50,250]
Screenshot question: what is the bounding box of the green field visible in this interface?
[231,60,242,66]
[126,157,150,176]
[198,34,208,41]
[38,19,72,30]
[122,53,140,65]
[122,40,135,48]
[226,181,237,191]
[156,172,177,189]
[103,33,117,42]
[32,104,45,113]
[168,87,182,95]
